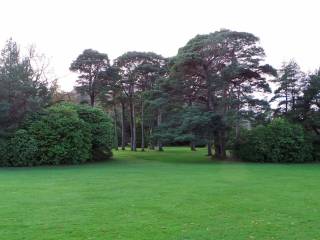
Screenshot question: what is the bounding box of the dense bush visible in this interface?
[7,130,39,166]
[28,104,92,165]
[234,119,313,163]
[76,105,113,161]
[0,103,113,166]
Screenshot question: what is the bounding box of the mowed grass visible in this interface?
[0,147,320,240]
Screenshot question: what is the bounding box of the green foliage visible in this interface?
[170,29,276,158]
[28,104,92,165]
[0,138,10,166]
[70,49,110,106]
[6,130,38,166]
[76,104,113,161]
[271,60,304,115]
[0,103,113,166]
[234,119,313,163]
[0,39,51,138]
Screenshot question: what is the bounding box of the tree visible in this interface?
[0,39,51,138]
[301,70,320,135]
[135,55,167,151]
[144,77,171,151]
[291,70,320,158]
[271,60,304,115]
[171,29,275,158]
[70,49,110,107]
[114,52,166,151]
[98,66,123,150]
[176,106,224,155]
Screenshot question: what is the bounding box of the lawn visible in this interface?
[0,147,319,240]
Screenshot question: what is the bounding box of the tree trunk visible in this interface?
[90,93,95,107]
[113,104,118,150]
[141,101,145,152]
[285,85,288,113]
[235,118,240,141]
[190,141,196,151]
[149,127,155,150]
[292,92,296,111]
[219,130,227,159]
[129,98,137,151]
[235,86,241,141]
[214,131,227,159]
[214,135,221,158]
[207,139,213,156]
[157,110,163,151]
[121,101,126,150]
[207,84,213,111]
[205,72,215,158]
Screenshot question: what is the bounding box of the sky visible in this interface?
[0,0,319,91]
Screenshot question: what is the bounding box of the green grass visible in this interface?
[1,147,320,239]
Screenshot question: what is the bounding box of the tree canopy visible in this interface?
[70,49,110,107]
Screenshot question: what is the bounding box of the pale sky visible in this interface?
[0,0,319,91]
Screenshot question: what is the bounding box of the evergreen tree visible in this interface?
[114,52,166,151]
[171,29,275,158]
[0,39,51,138]
[271,60,304,115]
[70,49,110,107]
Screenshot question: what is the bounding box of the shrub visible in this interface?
[28,104,92,165]
[234,119,313,163]
[0,139,10,166]
[0,103,113,166]
[73,104,113,161]
[6,130,39,166]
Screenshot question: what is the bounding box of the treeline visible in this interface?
[67,29,320,162]
[1,29,319,165]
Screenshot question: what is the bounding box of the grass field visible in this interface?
[1,147,319,240]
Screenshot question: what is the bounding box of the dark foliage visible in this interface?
[234,119,313,163]
[0,103,113,166]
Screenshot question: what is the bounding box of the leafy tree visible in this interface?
[70,49,110,107]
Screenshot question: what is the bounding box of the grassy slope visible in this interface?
[0,147,319,240]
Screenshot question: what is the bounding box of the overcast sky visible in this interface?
[1,0,319,91]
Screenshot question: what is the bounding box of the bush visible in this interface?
[234,119,313,163]
[0,103,113,166]
[0,139,10,166]
[75,104,113,161]
[6,130,39,166]
[28,104,92,165]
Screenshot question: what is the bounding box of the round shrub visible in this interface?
[235,119,313,163]
[1,103,114,166]
[28,104,92,165]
